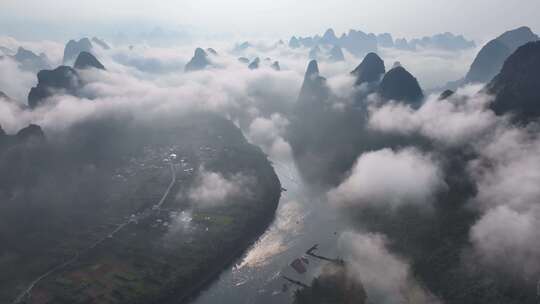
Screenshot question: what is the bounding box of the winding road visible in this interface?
[11,163,177,304]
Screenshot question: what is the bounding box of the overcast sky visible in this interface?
[2,0,540,41]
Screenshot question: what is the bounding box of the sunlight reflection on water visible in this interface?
[191,159,343,304]
[236,199,307,269]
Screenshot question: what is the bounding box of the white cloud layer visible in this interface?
[0,57,37,102]
[328,148,445,209]
[188,167,251,208]
[467,125,540,278]
[247,113,292,161]
[368,85,498,147]
[339,231,441,304]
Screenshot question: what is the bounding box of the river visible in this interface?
[190,159,348,304]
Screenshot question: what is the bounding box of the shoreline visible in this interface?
[157,165,283,304]
[171,189,281,304]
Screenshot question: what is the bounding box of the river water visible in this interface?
[190,160,347,304]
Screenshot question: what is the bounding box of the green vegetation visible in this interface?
[294,263,367,304]
[0,113,281,303]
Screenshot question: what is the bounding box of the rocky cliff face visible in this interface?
[379,66,424,106]
[28,66,81,108]
[271,61,281,71]
[297,60,329,107]
[465,39,511,83]
[185,48,212,72]
[351,52,385,86]
[329,46,345,62]
[13,47,50,72]
[465,26,539,84]
[64,38,93,64]
[248,57,260,70]
[74,52,106,70]
[486,41,540,121]
[91,37,110,50]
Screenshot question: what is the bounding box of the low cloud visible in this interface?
[467,124,540,279]
[0,35,64,64]
[339,231,441,304]
[247,113,292,161]
[469,126,540,211]
[379,46,477,90]
[367,83,540,281]
[0,57,36,102]
[470,205,540,279]
[328,148,445,209]
[188,167,251,208]
[0,41,305,135]
[368,86,498,147]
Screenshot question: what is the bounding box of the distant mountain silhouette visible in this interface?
[394,38,415,51]
[351,52,385,85]
[185,48,211,72]
[288,29,473,58]
[439,89,455,100]
[298,60,329,106]
[339,30,378,56]
[0,91,9,100]
[329,46,345,62]
[238,57,250,64]
[377,33,394,47]
[206,48,218,56]
[298,37,316,48]
[465,26,539,84]
[0,46,14,55]
[74,52,105,70]
[64,38,93,64]
[320,28,339,45]
[28,66,81,108]
[271,61,281,71]
[379,66,424,105]
[309,45,321,60]
[91,37,110,50]
[466,40,511,84]
[248,57,260,70]
[12,47,50,72]
[234,41,252,53]
[289,36,301,49]
[412,32,475,50]
[486,41,540,121]
[394,33,476,51]
[375,33,393,48]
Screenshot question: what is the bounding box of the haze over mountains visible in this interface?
[289,28,476,55]
[1,18,540,304]
[447,26,539,88]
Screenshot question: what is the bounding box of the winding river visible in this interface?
[190,159,347,304]
[12,157,342,304]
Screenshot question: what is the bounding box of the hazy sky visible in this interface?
[2,0,540,41]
